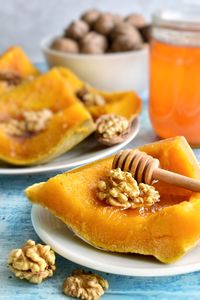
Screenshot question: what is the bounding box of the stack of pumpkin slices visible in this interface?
[0,47,141,166]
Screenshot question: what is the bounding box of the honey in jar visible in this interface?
[149,9,200,146]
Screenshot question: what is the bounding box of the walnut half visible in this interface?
[5,108,53,137]
[63,269,109,300]
[8,240,56,283]
[95,114,130,146]
[97,168,160,209]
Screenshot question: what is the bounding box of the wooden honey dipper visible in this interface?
[112,149,200,192]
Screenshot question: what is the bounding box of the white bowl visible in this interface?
[41,35,149,93]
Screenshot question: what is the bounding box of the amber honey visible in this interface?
[149,9,200,146]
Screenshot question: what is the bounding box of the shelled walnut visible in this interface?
[0,71,22,86]
[8,240,56,283]
[5,109,53,137]
[63,269,108,300]
[76,85,105,106]
[97,168,160,209]
[95,114,130,145]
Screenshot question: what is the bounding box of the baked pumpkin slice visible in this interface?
[59,67,142,120]
[0,46,39,94]
[26,136,200,263]
[0,67,95,165]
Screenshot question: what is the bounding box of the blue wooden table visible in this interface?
[1,96,200,300]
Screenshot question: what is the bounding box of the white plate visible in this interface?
[0,118,139,175]
[31,204,200,277]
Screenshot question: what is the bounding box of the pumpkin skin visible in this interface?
[26,136,200,263]
[59,67,142,120]
[0,68,95,165]
[0,46,39,94]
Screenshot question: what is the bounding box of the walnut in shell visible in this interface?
[65,20,89,40]
[51,37,79,53]
[95,114,131,146]
[8,240,56,283]
[81,9,101,26]
[110,22,143,52]
[125,13,147,28]
[80,31,108,54]
[63,269,109,300]
[93,13,116,36]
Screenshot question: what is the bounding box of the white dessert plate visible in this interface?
[0,118,139,175]
[31,204,200,277]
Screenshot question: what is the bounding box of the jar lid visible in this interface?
[153,7,200,31]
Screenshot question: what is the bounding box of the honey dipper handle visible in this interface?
[153,168,200,192]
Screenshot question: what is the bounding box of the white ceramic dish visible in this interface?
[31,204,200,277]
[0,118,139,175]
[41,35,149,93]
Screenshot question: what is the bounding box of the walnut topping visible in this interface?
[8,240,56,284]
[63,269,108,300]
[5,109,53,137]
[76,85,105,106]
[97,168,160,209]
[0,71,22,86]
[96,114,129,145]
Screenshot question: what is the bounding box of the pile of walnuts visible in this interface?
[51,9,150,54]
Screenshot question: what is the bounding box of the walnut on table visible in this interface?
[8,240,56,284]
[97,168,160,209]
[63,269,109,300]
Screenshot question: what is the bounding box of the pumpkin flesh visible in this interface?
[26,136,200,263]
[59,67,142,120]
[0,68,95,165]
[0,46,39,94]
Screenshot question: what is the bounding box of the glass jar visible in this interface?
[149,8,200,146]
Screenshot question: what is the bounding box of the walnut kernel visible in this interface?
[5,109,53,137]
[0,71,22,86]
[97,168,160,209]
[76,85,105,106]
[8,240,56,284]
[96,114,129,141]
[63,269,108,300]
